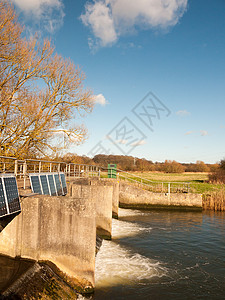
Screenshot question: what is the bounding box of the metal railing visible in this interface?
[0,156,190,193]
[0,156,100,189]
[116,169,190,193]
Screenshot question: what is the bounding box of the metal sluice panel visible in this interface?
[29,173,66,196]
[29,175,42,194]
[0,178,7,217]
[60,173,67,195]
[29,172,67,196]
[0,175,21,218]
[3,177,21,214]
[47,174,57,196]
[53,174,63,196]
[40,175,50,195]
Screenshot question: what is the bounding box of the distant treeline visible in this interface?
[53,153,221,174]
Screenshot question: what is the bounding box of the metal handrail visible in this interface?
[117,169,190,193]
[0,156,101,189]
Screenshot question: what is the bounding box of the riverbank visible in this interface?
[93,208,225,300]
[1,177,225,298]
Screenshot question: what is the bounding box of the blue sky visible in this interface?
[13,0,225,163]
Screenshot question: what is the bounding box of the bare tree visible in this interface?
[0,1,94,158]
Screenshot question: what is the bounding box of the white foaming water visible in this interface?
[95,241,166,288]
[112,218,151,239]
[95,209,167,288]
[118,208,148,218]
[112,208,152,239]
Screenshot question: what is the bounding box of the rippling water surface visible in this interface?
[93,208,225,300]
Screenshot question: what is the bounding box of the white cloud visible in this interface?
[115,139,146,146]
[81,1,117,47]
[131,140,146,147]
[185,131,193,135]
[117,139,127,144]
[176,110,190,116]
[13,0,61,14]
[94,94,108,106]
[81,0,188,48]
[12,0,65,33]
[200,130,208,136]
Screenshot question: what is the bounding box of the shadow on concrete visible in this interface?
[0,212,20,233]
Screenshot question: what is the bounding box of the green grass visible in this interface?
[132,172,224,194]
[132,172,209,182]
[114,171,225,194]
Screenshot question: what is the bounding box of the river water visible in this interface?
[90,208,225,300]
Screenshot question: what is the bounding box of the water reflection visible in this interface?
[94,209,225,300]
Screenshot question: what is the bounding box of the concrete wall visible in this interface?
[119,182,202,210]
[90,178,119,219]
[67,177,119,219]
[0,195,96,290]
[69,182,113,239]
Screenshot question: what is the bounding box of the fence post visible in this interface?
[68,164,71,178]
[50,162,52,173]
[168,183,170,194]
[58,163,60,173]
[23,160,27,189]
[14,160,18,176]
[39,161,42,173]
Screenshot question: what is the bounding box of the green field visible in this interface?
[114,171,225,194]
[132,172,209,182]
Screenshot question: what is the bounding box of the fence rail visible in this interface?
[0,156,191,193]
[0,156,100,189]
[116,169,190,193]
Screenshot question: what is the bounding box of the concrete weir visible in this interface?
[0,177,119,297]
[119,182,202,210]
[68,177,119,219]
[0,176,202,297]
[0,195,96,295]
[68,177,119,238]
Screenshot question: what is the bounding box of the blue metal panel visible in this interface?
[53,174,62,196]
[3,177,20,214]
[0,178,7,217]
[40,175,50,195]
[30,175,42,194]
[60,173,67,195]
[0,175,21,217]
[47,174,57,196]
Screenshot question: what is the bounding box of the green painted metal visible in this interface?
[108,164,117,178]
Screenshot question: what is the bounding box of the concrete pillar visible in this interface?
[67,177,119,219]
[70,184,113,240]
[0,195,96,291]
[92,178,119,219]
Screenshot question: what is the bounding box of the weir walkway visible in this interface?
[0,156,202,298]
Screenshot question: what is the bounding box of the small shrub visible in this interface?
[162,160,185,173]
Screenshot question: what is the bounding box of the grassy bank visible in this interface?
[132,172,225,194]
[105,171,225,194]
[132,172,209,182]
